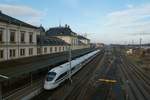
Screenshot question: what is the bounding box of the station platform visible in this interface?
[4,79,43,100]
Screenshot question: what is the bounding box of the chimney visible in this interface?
[68,25,70,28]
[65,24,68,28]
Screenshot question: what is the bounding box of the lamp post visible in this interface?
[0,82,2,100]
[69,45,72,83]
[140,38,142,49]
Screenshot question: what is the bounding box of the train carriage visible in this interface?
[44,50,100,90]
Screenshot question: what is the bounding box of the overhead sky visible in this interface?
[0,0,150,44]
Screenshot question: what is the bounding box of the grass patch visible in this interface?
[127,55,143,65]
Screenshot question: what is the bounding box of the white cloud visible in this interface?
[91,4,150,44]
[127,4,134,8]
[0,4,46,25]
[104,4,150,33]
[61,0,80,8]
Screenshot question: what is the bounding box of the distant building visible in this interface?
[95,43,104,48]
[0,11,40,61]
[46,25,90,50]
[37,35,69,55]
[126,49,133,55]
[77,35,90,44]
[90,43,104,48]
[77,35,90,48]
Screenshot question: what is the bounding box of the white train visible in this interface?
[44,50,100,90]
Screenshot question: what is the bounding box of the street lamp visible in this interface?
[69,45,72,84]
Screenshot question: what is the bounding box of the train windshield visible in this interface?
[47,72,56,81]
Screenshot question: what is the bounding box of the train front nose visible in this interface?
[44,81,57,90]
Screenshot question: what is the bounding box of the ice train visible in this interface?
[44,50,100,90]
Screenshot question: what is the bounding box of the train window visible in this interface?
[55,72,67,81]
[71,67,76,71]
[47,72,56,81]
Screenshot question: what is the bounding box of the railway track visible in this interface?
[63,51,105,100]
[118,54,150,100]
[32,50,105,100]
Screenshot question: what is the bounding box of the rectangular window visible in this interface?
[0,50,4,58]
[29,32,33,43]
[10,30,15,42]
[21,31,25,43]
[50,47,53,53]
[20,49,25,56]
[44,47,47,53]
[59,47,61,52]
[55,47,57,52]
[9,49,15,57]
[56,72,68,81]
[29,48,33,55]
[0,29,3,42]
[37,48,41,54]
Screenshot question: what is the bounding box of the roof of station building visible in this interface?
[0,11,38,29]
[77,35,90,40]
[46,25,77,37]
[37,35,69,46]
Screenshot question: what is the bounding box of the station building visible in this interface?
[0,12,91,62]
[77,35,90,48]
[0,11,40,62]
[46,25,90,50]
[37,34,69,55]
[0,12,93,99]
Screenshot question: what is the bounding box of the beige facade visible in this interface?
[56,36,78,49]
[54,36,90,50]
[37,45,69,55]
[80,39,90,45]
[0,22,40,61]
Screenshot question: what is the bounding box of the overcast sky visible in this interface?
[0,0,150,44]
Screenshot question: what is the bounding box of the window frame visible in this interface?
[44,47,47,53]
[55,47,57,52]
[10,30,16,42]
[20,49,25,56]
[0,50,4,59]
[50,47,53,53]
[0,28,3,42]
[55,71,68,82]
[20,31,25,43]
[29,48,33,55]
[9,49,16,57]
[29,32,33,43]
